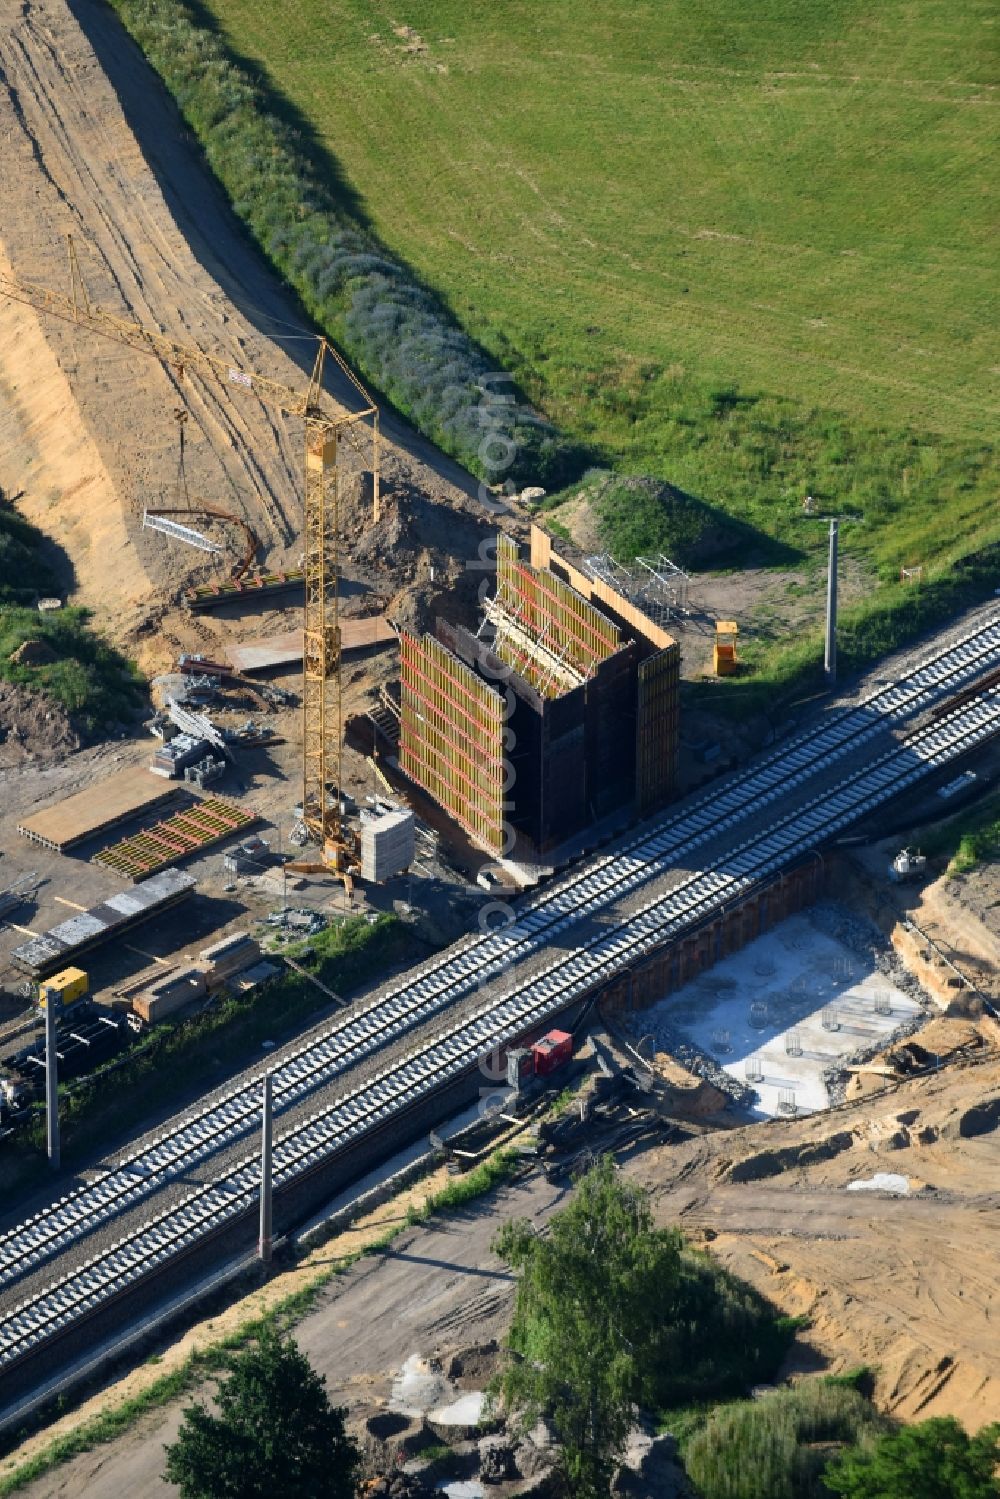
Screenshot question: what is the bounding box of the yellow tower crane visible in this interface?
[0,239,379,877]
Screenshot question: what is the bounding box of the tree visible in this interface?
[163,1324,359,1499]
[824,1417,1000,1499]
[493,1156,682,1499]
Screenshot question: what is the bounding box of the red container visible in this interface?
[531,1029,573,1077]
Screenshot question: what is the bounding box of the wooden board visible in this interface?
[17,768,180,853]
[226,616,395,673]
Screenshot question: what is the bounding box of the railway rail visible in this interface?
[0,622,998,1377]
[1,617,996,1296]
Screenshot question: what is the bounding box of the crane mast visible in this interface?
[0,241,379,871]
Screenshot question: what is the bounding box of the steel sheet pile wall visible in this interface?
[400,631,507,854]
[599,859,825,1017]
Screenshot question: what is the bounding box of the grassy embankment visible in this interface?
[0,492,143,729]
[920,788,1000,876]
[131,0,999,710]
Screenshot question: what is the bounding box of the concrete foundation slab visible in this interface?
[629,911,919,1117]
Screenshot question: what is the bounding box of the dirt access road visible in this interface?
[8,1053,999,1495]
[0,0,497,676]
[13,1172,570,1499]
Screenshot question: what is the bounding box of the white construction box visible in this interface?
[360,808,415,883]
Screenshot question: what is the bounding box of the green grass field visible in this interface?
[192,0,997,579]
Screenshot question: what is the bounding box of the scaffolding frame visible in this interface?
[583,551,690,627]
[494,534,620,690]
[483,591,589,700]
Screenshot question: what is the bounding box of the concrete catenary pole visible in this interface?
[259,1069,273,1263]
[44,992,60,1171]
[824,518,839,689]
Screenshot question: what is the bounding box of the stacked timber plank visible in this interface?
[93,799,258,881]
[132,967,207,1024]
[17,768,179,853]
[198,932,262,981]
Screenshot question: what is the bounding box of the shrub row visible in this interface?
[683,1379,888,1499]
[104,0,575,488]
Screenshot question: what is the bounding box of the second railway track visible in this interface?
[1,663,999,1376]
[0,615,997,1297]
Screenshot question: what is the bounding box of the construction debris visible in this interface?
[266,906,326,935]
[165,697,231,758]
[93,798,259,881]
[0,873,40,921]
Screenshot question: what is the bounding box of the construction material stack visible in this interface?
[360,808,415,883]
[198,932,263,986]
[132,968,207,1024]
[150,733,213,778]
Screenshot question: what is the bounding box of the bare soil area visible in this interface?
[0,681,79,766]
[634,1051,1000,1430]
[0,0,509,679]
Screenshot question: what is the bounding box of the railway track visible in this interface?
[0,617,997,1305]
[1,662,999,1375]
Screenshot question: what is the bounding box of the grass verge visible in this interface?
[4,915,421,1192]
[682,541,1000,719]
[919,788,1000,876]
[100,0,572,488]
[183,0,996,576]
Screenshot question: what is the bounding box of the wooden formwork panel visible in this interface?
[17,768,180,853]
[496,533,620,684]
[636,643,680,813]
[93,798,258,881]
[399,631,507,855]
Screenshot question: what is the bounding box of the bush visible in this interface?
[652,1250,799,1408]
[0,604,144,729]
[546,467,744,565]
[104,0,576,489]
[823,1416,1000,1499]
[684,1380,888,1499]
